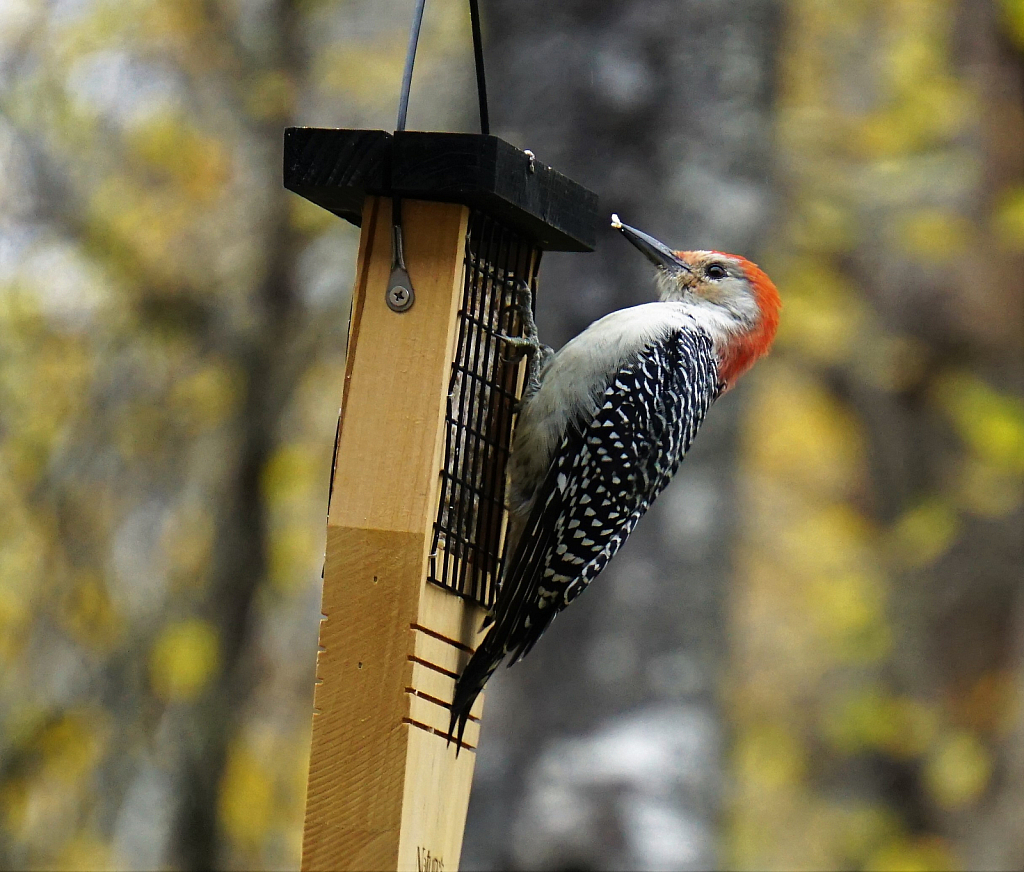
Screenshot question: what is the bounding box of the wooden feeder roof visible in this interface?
[284,128,600,252]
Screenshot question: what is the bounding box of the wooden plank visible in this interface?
[328,200,468,534]
[304,527,422,871]
[283,128,391,226]
[407,660,459,713]
[393,131,600,252]
[398,727,478,872]
[398,561,488,870]
[302,197,488,872]
[417,572,486,645]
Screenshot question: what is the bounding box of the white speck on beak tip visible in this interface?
[610,213,622,229]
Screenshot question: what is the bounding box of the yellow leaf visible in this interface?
[245,70,296,121]
[55,833,111,872]
[808,571,891,664]
[772,257,866,364]
[886,31,943,94]
[779,503,874,579]
[142,0,207,40]
[924,731,992,809]
[1000,0,1024,48]
[786,198,859,253]
[289,197,337,236]
[315,40,406,106]
[889,499,958,568]
[0,523,44,649]
[269,524,320,593]
[89,176,187,283]
[36,710,108,783]
[59,572,121,650]
[856,333,930,393]
[824,689,937,758]
[263,444,319,507]
[0,777,29,834]
[744,363,865,498]
[168,362,240,430]
[992,184,1024,251]
[150,618,220,701]
[866,836,959,872]
[219,740,274,852]
[127,115,231,202]
[836,804,902,864]
[934,372,1024,474]
[896,209,972,261]
[734,722,807,792]
[162,506,215,584]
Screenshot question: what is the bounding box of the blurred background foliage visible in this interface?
[732,2,1024,868]
[0,0,1021,870]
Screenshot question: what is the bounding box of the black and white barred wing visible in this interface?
[491,326,720,665]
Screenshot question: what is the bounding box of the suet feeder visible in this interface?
[284,4,598,869]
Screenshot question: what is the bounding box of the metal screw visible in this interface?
[387,282,414,312]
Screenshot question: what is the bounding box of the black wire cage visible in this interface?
[429,211,541,608]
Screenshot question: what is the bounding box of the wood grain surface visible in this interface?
[301,198,488,872]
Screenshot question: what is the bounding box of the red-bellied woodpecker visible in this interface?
[448,215,781,750]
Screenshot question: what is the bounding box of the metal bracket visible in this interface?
[387,219,415,313]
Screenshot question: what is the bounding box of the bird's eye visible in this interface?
[706,264,728,280]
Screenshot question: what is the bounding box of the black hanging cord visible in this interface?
[396,0,490,135]
[391,0,490,285]
[396,0,427,132]
[393,0,427,278]
[468,0,490,134]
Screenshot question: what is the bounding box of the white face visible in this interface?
[657,251,761,330]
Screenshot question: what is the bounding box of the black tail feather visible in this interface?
[447,641,503,756]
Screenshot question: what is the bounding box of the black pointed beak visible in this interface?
[610,214,692,274]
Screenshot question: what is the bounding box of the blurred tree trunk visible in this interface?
[465,2,780,869]
[943,4,1024,866]
[169,4,305,869]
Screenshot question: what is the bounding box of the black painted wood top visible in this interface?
[284,128,599,252]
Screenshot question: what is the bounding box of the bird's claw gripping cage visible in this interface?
[284,128,597,871]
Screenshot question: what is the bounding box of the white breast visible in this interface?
[506,302,699,520]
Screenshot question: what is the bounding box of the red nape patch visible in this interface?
[711,252,781,387]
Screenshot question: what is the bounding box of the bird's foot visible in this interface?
[499,282,552,399]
